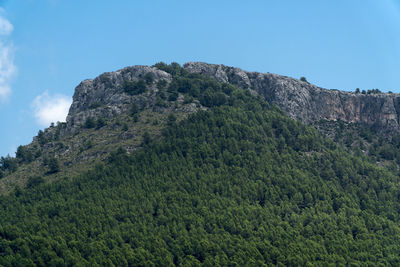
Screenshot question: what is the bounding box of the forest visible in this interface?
[0,63,400,266]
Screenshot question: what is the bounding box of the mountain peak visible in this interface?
[65,65,172,133]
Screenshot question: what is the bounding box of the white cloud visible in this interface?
[0,16,13,36]
[32,91,72,127]
[0,42,16,99]
[0,13,16,101]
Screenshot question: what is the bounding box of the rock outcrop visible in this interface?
[183,62,400,131]
[65,66,172,133]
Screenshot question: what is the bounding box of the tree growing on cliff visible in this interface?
[47,157,60,174]
[367,89,381,94]
[123,80,147,95]
[300,76,308,83]
[0,155,18,173]
[144,72,154,84]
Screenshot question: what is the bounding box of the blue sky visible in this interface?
[0,0,399,156]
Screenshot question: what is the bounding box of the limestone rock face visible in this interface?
[184,62,400,131]
[65,66,172,132]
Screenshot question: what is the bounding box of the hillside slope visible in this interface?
[0,63,400,265]
[0,64,204,192]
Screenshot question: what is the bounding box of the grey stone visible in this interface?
[183,62,400,132]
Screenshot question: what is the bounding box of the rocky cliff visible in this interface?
[183,62,400,131]
[65,65,172,132]
[61,62,400,135]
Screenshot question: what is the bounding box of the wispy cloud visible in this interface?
[0,11,16,101]
[32,91,72,127]
[0,16,13,35]
[0,42,15,99]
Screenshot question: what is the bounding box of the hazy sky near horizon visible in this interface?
[0,0,400,156]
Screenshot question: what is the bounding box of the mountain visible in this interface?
[0,62,400,266]
[3,62,399,191]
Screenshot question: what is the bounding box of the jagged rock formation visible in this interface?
[65,66,172,133]
[183,62,400,131]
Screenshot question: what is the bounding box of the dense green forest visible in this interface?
[315,118,400,174]
[1,64,400,266]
